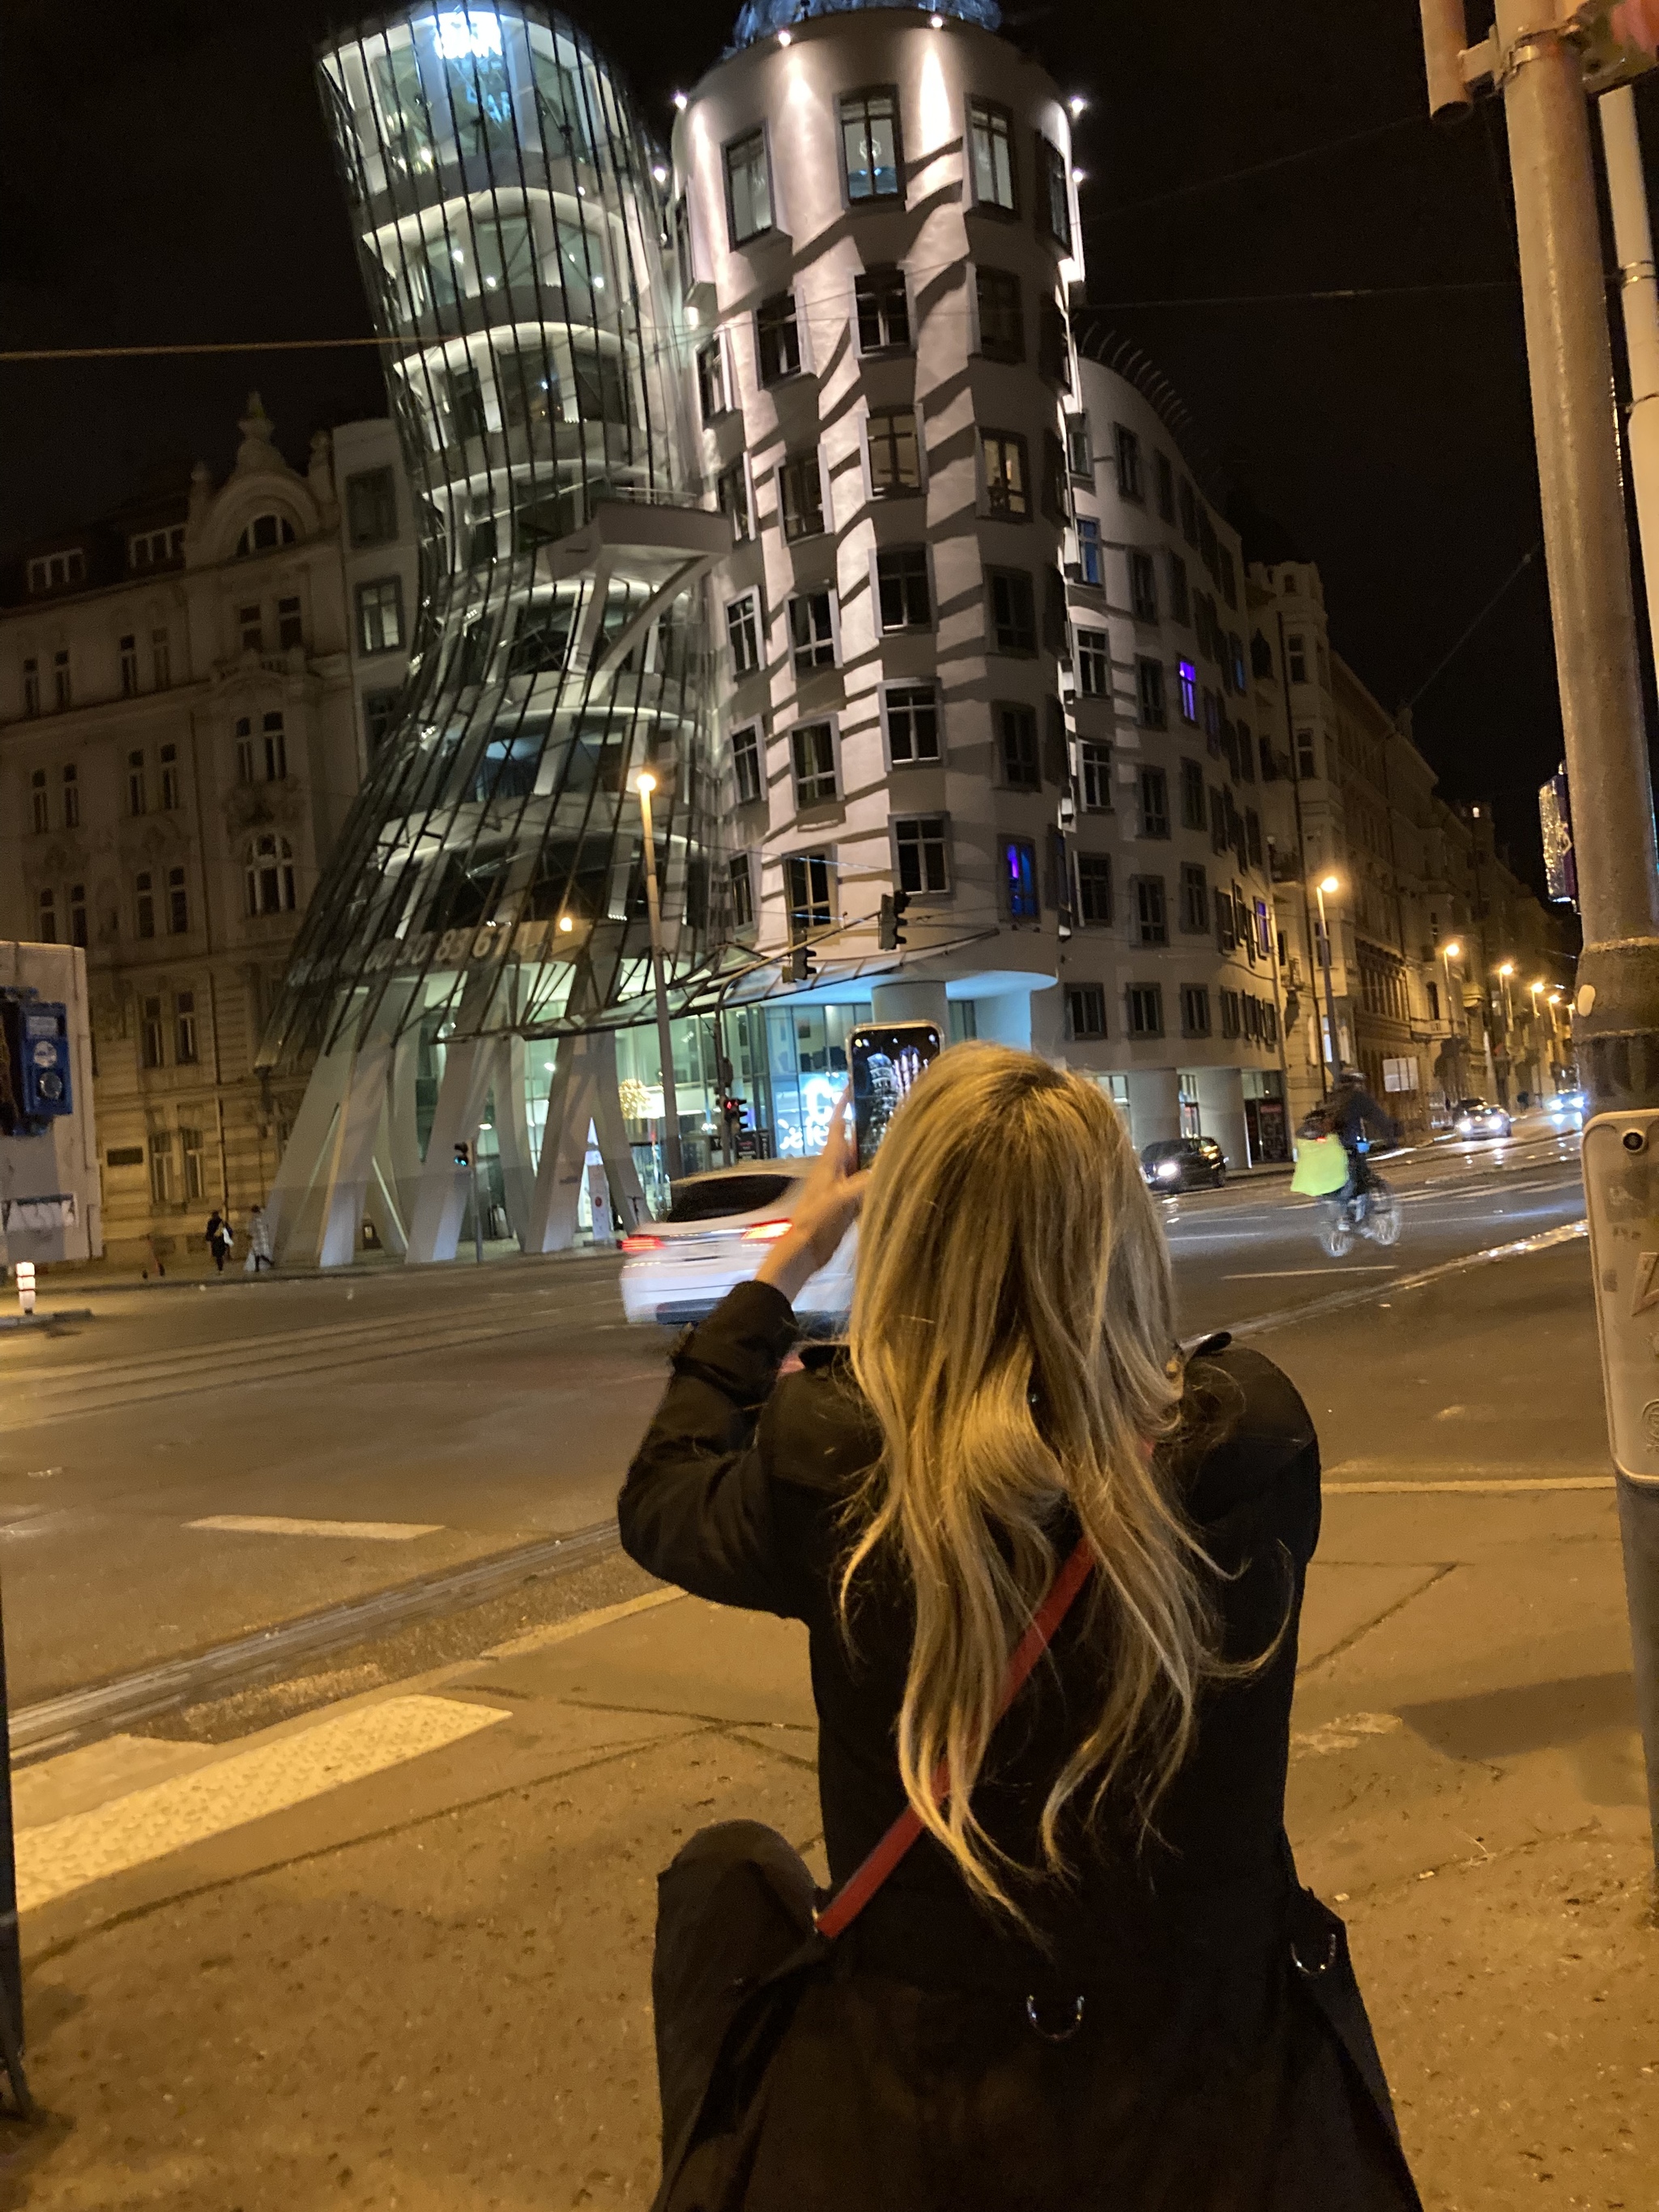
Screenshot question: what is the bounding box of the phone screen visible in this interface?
[851,1023,942,1170]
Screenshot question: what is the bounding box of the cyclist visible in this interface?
[1328,1070,1399,1209]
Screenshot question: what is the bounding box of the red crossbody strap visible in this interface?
[812,1534,1096,1940]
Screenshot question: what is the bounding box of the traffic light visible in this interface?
[723,1094,747,1129]
[878,890,911,953]
[454,1140,471,1169]
[790,944,817,986]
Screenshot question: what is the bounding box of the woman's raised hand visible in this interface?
[754,1084,871,1305]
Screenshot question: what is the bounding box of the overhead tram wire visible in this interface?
[1080,113,1431,231]
[1403,539,1545,714]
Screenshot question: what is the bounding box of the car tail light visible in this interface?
[740,1218,794,1243]
[620,1233,664,1254]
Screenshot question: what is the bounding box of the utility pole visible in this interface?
[633,770,683,1185]
[1314,873,1343,1085]
[1601,84,1659,669]
[1418,0,1659,1869]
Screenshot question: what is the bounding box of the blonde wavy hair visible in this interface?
[842,1042,1218,1914]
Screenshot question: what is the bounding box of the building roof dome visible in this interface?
[731,0,1000,48]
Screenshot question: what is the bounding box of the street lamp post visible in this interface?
[1313,874,1342,1093]
[1441,940,1465,1106]
[1496,960,1516,1105]
[633,772,683,1185]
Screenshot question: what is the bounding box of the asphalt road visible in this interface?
[0,1116,1586,1724]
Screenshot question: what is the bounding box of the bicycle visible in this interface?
[1316,1170,1400,1258]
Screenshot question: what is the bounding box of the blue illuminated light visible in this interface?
[433,11,504,58]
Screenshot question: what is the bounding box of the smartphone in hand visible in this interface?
[850,1023,942,1170]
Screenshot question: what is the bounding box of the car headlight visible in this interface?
[1456,1119,1473,1132]
[1157,1160,1180,1179]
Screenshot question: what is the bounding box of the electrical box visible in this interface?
[0,996,72,1132]
[0,942,100,1268]
[1582,1106,1659,1487]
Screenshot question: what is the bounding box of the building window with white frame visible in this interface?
[786,850,834,939]
[1179,756,1205,830]
[61,761,79,827]
[53,650,71,710]
[245,833,296,916]
[868,407,921,497]
[1139,765,1170,838]
[840,87,902,202]
[159,744,180,810]
[696,339,729,422]
[1287,633,1308,684]
[894,814,949,895]
[36,888,55,942]
[988,568,1037,655]
[1038,137,1072,247]
[788,590,838,675]
[1113,424,1143,501]
[262,710,288,781]
[151,628,172,687]
[975,266,1023,360]
[134,871,156,939]
[140,995,165,1070]
[883,680,940,764]
[1079,739,1111,812]
[238,603,263,653]
[279,595,303,649]
[1076,850,1112,923]
[756,292,800,382]
[180,1124,206,1200]
[1180,863,1209,934]
[855,266,910,352]
[731,722,764,805]
[119,633,139,696]
[1126,981,1164,1038]
[168,865,190,935]
[22,659,40,717]
[30,769,48,833]
[1004,836,1038,919]
[1129,551,1158,623]
[727,593,761,676]
[1066,983,1107,1041]
[356,576,404,654]
[790,721,838,807]
[1075,516,1102,586]
[716,458,751,540]
[727,853,756,931]
[175,990,198,1063]
[1136,657,1166,729]
[346,466,399,547]
[147,1130,175,1203]
[724,126,773,245]
[69,882,86,945]
[1132,874,1167,944]
[996,702,1041,790]
[981,429,1029,519]
[1076,628,1110,697]
[876,547,931,631]
[968,97,1017,211]
[237,512,296,556]
[1180,983,1211,1038]
[779,453,825,541]
[1177,658,1198,722]
[126,748,147,816]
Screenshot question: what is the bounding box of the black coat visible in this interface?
[621,1282,1418,2212]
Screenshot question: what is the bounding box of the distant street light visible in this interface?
[633,770,682,1184]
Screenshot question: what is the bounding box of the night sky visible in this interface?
[6,0,1658,891]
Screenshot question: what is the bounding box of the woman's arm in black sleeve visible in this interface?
[617,1278,804,1615]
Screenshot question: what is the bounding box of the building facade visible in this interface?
[0,400,415,1268]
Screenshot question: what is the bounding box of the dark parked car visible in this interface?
[1452,1097,1512,1140]
[1141,1136,1227,1193]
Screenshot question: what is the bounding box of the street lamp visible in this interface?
[1439,940,1465,1102]
[1313,873,1342,1095]
[633,770,682,1183]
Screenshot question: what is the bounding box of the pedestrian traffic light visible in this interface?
[790,944,817,986]
[878,890,911,952]
[454,1140,470,1168]
[723,1094,747,1128]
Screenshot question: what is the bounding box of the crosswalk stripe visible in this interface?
[16,1693,508,1912]
[186,1514,445,1541]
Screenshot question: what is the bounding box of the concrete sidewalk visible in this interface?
[3,1238,1655,2211]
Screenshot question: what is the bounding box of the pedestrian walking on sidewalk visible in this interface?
[622,1042,1421,2212]
[248,1206,275,1272]
[204,1209,232,1274]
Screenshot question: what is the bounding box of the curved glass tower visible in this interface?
[262,4,727,1264]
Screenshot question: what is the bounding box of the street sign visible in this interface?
[1583,1107,1659,1484]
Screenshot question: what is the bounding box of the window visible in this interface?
[791,721,838,807]
[168,867,190,934]
[732,723,764,805]
[725,127,773,245]
[235,717,256,783]
[151,628,171,688]
[140,995,165,1070]
[1427,979,1441,1022]
[1063,418,1092,484]
[975,267,1023,360]
[36,888,55,942]
[996,703,1041,790]
[28,548,87,594]
[62,762,79,827]
[876,547,931,631]
[22,659,39,717]
[1215,885,1238,953]
[148,1132,175,1205]
[1079,740,1111,812]
[1168,553,1191,624]
[237,603,263,654]
[1076,515,1102,586]
[1129,551,1158,624]
[53,650,71,710]
[117,633,139,697]
[1126,982,1164,1038]
[727,854,756,931]
[1287,633,1308,685]
[868,407,922,496]
[246,833,296,916]
[1295,727,1319,781]
[779,452,825,541]
[1038,137,1072,247]
[262,712,287,781]
[716,459,752,540]
[981,429,1029,519]
[1180,863,1209,934]
[841,87,902,202]
[356,576,404,654]
[1230,633,1247,693]
[1176,658,1198,724]
[855,266,910,352]
[1179,757,1205,831]
[69,883,87,947]
[235,512,296,556]
[727,594,761,676]
[365,688,401,752]
[1076,851,1112,924]
[279,595,303,650]
[756,293,800,382]
[895,815,949,894]
[1219,989,1242,1040]
[135,872,156,939]
[1139,766,1170,838]
[1066,983,1107,1041]
[180,1125,206,1201]
[346,465,399,547]
[885,681,940,765]
[30,769,48,833]
[1254,895,1272,958]
[1004,836,1038,918]
[129,523,185,569]
[1114,424,1143,501]
[159,744,180,810]
[1136,657,1166,729]
[1180,984,1211,1038]
[1076,628,1110,698]
[786,850,834,940]
[696,339,729,423]
[788,590,838,675]
[968,98,1017,211]
[127,749,147,816]
[988,569,1037,654]
[1132,876,1167,945]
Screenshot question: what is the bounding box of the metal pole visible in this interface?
[471,1150,483,1265]
[635,775,683,1185]
[1600,85,1659,680]
[1316,881,1341,1083]
[1491,0,1659,1870]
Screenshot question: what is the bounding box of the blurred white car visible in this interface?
[618,1158,855,1331]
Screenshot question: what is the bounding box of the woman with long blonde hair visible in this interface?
[622,1043,1418,2211]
